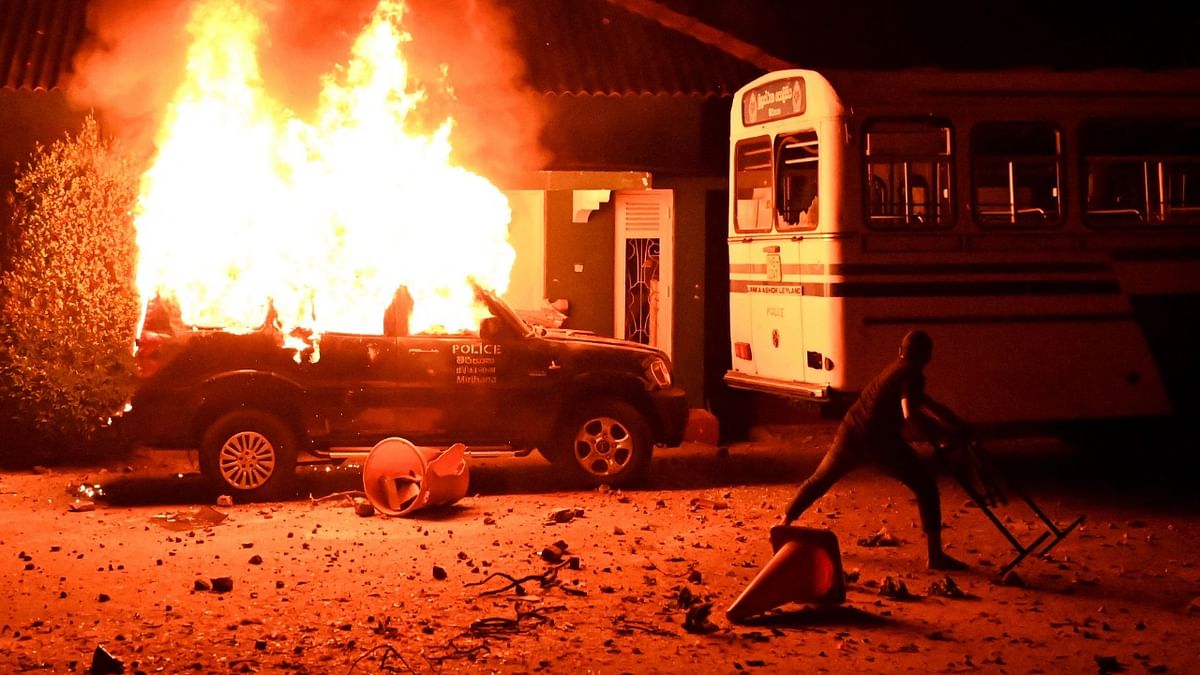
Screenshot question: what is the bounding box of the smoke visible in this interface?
[62,0,193,159]
[400,0,552,183]
[64,0,550,182]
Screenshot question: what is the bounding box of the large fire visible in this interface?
[134,0,515,344]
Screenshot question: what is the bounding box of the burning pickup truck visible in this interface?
[112,283,687,498]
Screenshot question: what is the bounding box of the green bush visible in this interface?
[0,115,141,461]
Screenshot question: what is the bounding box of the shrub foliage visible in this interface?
[0,116,141,458]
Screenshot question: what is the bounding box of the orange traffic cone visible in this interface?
[725,525,846,623]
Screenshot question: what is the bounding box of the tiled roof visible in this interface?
[510,0,771,98]
[0,0,86,91]
[0,0,767,97]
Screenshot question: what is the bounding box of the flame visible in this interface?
[135,0,514,343]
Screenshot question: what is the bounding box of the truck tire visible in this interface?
[549,398,653,487]
[200,410,298,500]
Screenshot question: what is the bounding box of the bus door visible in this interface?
[748,131,820,384]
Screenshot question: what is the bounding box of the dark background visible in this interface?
[659,1,1198,71]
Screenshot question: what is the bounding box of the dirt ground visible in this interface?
[2,420,1199,674]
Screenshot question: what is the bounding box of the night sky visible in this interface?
[659,1,1199,71]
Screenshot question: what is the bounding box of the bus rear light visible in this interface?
[734,342,753,360]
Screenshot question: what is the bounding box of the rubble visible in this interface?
[90,645,124,674]
[878,576,918,601]
[858,526,902,547]
[928,575,968,599]
[546,507,584,524]
[682,602,719,634]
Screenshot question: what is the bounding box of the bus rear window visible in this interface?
[776,132,819,232]
[734,137,773,233]
[864,120,953,230]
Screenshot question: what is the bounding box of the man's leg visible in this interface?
[782,429,861,525]
[882,444,968,571]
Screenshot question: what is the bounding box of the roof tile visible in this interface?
[0,0,762,97]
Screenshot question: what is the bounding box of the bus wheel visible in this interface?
[200,410,298,501]
[549,399,653,487]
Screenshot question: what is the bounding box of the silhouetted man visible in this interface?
[781,329,968,571]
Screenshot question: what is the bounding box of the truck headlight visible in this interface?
[644,356,672,389]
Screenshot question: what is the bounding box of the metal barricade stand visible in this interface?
[946,436,1085,579]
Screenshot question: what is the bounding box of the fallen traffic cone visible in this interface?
[725,525,846,623]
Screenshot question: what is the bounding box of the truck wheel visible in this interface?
[200,410,298,500]
[549,399,653,487]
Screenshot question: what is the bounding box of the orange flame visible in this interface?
[135,0,514,342]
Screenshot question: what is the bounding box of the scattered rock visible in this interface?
[997,570,1025,588]
[858,527,901,547]
[432,565,447,580]
[353,498,374,517]
[90,645,124,674]
[216,495,233,507]
[211,577,234,593]
[547,507,583,524]
[682,602,718,634]
[689,497,728,511]
[878,576,918,600]
[540,540,569,563]
[929,575,967,599]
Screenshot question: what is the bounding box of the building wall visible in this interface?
[544,189,615,336]
[541,96,712,174]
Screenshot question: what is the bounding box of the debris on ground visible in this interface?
[879,576,918,600]
[216,494,233,507]
[90,645,124,674]
[150,505,227,531]
[689,497,729,511]
[929,575,968,599]
[997,570,1025,587]
[540,539,570,563]
[858,526,902,547]
[464,559,576,597]
[353,497,375,517]
[546,507,584,524]
[682,602,719,634]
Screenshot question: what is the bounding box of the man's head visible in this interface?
[899,329,933,365]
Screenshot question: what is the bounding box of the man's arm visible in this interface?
[903,393,967,447]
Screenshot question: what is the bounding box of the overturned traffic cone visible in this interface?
[725,525,846,623]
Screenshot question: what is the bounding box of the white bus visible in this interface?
[725,68,1200,425]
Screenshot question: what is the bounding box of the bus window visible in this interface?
[864,120,953,230]
[776,132,819,231]
[971,122,1063,229]
[733,136,773,232]
[1083,119,1200,227]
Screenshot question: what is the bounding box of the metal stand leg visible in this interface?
[950,439,1085,579]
